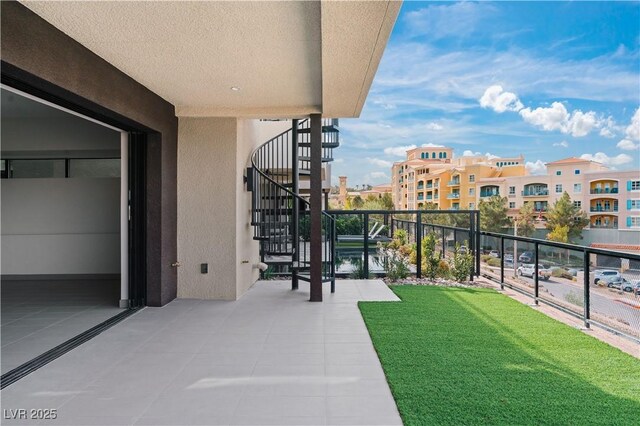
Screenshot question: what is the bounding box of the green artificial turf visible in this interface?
[359,286,640,426]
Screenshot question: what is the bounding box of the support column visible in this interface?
[291,119,299,291]
[309,114,323,302]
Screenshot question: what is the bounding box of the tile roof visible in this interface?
[590,243,640,252]
[546,157,593,165]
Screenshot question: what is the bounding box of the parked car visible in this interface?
[634,282,640,296]
[504,254,514,262]
[592,270,621,285]
[600,276,631,290]
[489,250,500,258]
[519,252,533,263]
[517,264,551,280]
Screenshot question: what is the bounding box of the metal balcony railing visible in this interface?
[590,188,619,194]
[590,207,618,212]
[447,193,460,199]
[522,189,549,196]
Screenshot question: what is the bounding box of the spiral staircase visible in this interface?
[249,118,339,292]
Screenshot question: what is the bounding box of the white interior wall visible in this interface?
[1,109,121,276]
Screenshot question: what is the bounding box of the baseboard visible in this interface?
[1,274,121,281]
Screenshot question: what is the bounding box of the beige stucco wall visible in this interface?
[178,118,292,300]
[178,117,238,300]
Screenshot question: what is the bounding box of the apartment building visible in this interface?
[475,157,640,232]
[391,146,525,210]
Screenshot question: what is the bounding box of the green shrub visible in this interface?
[487,258,501,267]
[481,254,492,263]
[564,290,584,307]
[421,232,441,280]
[449,243,474,282]
[551,268,574,280]
[350,258,369,279]
[384,249,410,281]
[394,229,408,246]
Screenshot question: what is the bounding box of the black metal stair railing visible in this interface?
[249,119,338,289]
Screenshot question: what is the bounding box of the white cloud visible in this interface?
[580,152,633,167]
[425,122,444,131]
[553,141,569,148]
[461,150,499,160]
[366,157,393,168]
[526,160,547,175]
[422,143,444,147]
[615,109,640,150]
[479,85,523,113]
[600,128,615,138]
[518,102,598,137]
[616,139,639,151]
[383,145,416,156]
[333,158,344,163]
[369,171,389,179]
[628,108,640,140]
[599,116,617,138]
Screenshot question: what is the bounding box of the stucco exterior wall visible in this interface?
[178,117,238,300]
[177,118,292,300]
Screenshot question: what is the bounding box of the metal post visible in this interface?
[416,212,422,278]
[291,120,299,291]
[500,236,505,289]
[534,242,539,305]
[469,213,474,281]
[583,249,590,328]
[475,211,481,277]
[309,114,322,302]
[331,218,336,293]
[363,213,370,278]
[441,227,446,258]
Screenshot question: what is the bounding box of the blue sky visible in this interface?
[333,1,640,187]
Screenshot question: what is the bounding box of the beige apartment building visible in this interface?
[391,146,525,210]
[475,157,640,232]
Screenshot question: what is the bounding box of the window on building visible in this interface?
[629,180,640,191]
[69,159,120,178]
[469,203,475,209]
[556,171,562,176]
[469,174,475,182]
[469,188,475,196]
[432,152,436,159]
[443,152,447,159]
[509,202,516,208]
[573,183,581,193]
[629,217,640,228]
[573,201,581,208]
[7,159,66,178]
[628,200,640,210]
[574,169,580,175]
[556,184,563,193]
[509,186,515,195]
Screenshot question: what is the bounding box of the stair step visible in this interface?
[255,208,294,214]
[265,251,294,256]
[295,273,334,283]
[298,142,339,148]
[297,125,339,134]
[298,156,333,163]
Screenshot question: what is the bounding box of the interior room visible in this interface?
[1,88,126,374]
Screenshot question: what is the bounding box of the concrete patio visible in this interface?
[0,280,402,425]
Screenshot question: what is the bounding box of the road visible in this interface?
[484,266,640,331]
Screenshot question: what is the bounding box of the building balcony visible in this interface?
[447,180,460,186]
[590,223,618,229]
[426,195,433,200]
[426,183,433,189]
[522,189,549,197]
[447,193,460,199]
[479,191,499,198]
[590,207,618,213]
[590,187,618,195]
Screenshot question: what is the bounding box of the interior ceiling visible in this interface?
[1,88,70,119]
[21,1,400,118]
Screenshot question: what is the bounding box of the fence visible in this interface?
[479,231,640,343]
[326,209,481,280]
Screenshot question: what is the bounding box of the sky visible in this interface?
[332,1,640,187]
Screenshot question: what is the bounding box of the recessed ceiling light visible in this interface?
[230,86,240,91]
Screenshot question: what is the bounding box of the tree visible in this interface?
[479,195,512,232]
[515,203,536,237]
[547,224,569,243]
[352,195,364,209]
[546,192,589,242]
[380,193,394,210]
